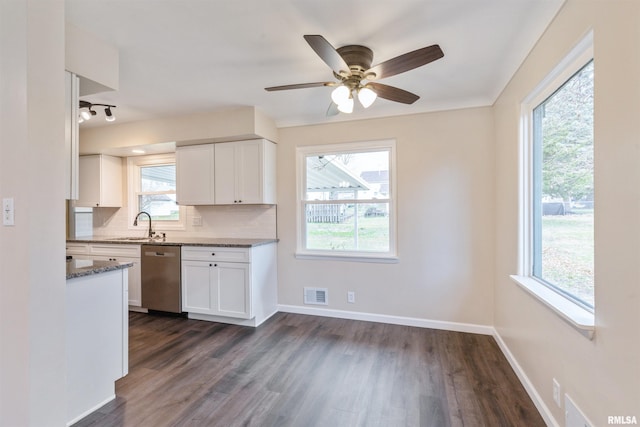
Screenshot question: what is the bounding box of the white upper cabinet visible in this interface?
[214,139,276,205]
[76,154,122,207]
[175,144,215,205]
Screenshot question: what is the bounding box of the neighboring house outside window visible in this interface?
[296,139,397,261]
[128,153,185,231]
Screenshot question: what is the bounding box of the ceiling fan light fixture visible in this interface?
[337,97,354,114]
[331,85,351,105]
[358,86,377,108]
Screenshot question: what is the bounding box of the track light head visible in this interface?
[79,110,92,121]
[105,106,116,122]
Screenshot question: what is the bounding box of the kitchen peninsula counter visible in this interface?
[66,258,133,279]
[66,258,130,425]
[67,236,278,248]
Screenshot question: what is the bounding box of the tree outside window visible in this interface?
[532,60,594,308]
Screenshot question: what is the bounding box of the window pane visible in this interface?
[533,60,594,307]
[138,194,179,221]
[305,151,389,201]
[305,202,389,252]
[141,165,176,192]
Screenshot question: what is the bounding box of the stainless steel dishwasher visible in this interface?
[141,245,182,313]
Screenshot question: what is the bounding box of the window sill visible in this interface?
[295,252,399,263]
[510,275,594,340]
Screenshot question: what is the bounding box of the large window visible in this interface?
[532,60,594,309]
[297,140,396,260]
[128,154,184,230]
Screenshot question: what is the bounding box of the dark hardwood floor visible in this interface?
[74,312,544,427]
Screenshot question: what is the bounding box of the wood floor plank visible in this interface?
[73,312,545,427]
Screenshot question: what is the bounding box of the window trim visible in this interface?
[127,153,186,232]
[295,139,398,261]
[513,31,594,339]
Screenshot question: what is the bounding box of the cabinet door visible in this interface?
[77,155,101,207]
[76,155,122,207]
[213,142,236,204]
[236,141,263,204]
[99,155,123,207]
[176,145,215,205]
[182,260,213,313]
[214,262,251,319]
[119,257,141,307]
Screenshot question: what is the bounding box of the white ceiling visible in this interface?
[66,0,564,129]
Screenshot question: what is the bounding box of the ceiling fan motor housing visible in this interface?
[336,45,374,70]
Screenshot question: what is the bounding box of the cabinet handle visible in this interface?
[214,264,217,267]
[211,253,215,256]
[209,263,212,267]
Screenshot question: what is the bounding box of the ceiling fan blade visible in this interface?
[326,102,339,116]
[304,35,350,75]
[366,45,444,80]
[367,82,420,104]
[265,82,333,91]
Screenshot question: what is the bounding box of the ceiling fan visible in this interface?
[265,35,444,115]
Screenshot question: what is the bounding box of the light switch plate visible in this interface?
[3,197,14,226]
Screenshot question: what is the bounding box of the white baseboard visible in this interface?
[66,394,115,427]
[277,304,494,335]
[278,304,556,426]
[188,308,278,327]
[492,329,560,427]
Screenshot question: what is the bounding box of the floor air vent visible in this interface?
[304,287,328,305]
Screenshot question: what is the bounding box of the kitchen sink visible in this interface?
[107,237,155,242]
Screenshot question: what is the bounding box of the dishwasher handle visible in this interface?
[144,251,176,257]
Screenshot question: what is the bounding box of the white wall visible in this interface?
[493,0,640,424]
[91,204,277,239]
[276,108,495,327]
[0,0,67,425]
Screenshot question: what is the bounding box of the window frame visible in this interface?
[127,153,186,232]
[531,59,594,310]
[295,139,398,262]
[512,31,595,339]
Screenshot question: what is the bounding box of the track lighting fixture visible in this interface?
[78,100,116,123]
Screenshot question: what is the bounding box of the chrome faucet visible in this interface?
[133,211,153,238]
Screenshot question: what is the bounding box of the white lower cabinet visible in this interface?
[181,244,277,327]
[66,243,142,308]
[182,260,250,318]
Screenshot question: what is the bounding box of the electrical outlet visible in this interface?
[552,378,561,407]
[192,216,202,226]
[347,291,355,303]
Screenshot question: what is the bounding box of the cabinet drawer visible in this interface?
[66,243,89,255]
[90,244,141,258]
[182,246,249,263]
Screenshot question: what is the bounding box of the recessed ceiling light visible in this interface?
[131,149,146,154]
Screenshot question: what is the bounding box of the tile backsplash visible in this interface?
[91,204,277,239]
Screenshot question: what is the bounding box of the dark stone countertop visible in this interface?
[67,236,278,248]
[66,259,133,280]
